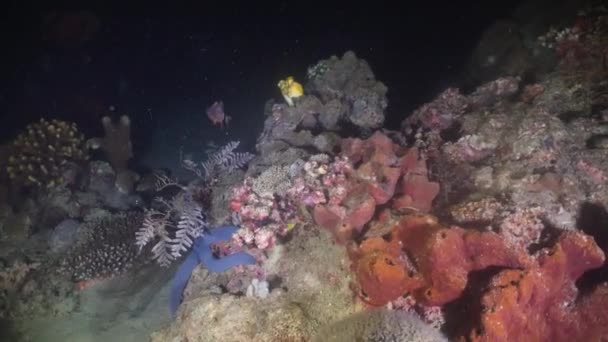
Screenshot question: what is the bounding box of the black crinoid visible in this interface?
[136,141,255,267]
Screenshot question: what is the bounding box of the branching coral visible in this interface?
[6,118,88,190]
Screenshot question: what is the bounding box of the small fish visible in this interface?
[277,76,303,106]
[206,100,231,128]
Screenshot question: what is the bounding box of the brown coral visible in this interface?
[6,118,88,189]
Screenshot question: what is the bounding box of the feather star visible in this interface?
[170,224,256,316]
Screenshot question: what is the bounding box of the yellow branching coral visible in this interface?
[6,118,88,189]
[277,76,304,106]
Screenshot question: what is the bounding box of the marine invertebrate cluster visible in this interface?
[6,118,88,189]
[137,141,255,266]
[229,153,350,249]
[230,131,441,253]
[59,212,145,287]
[230,177,298,250]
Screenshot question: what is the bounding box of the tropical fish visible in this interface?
[277,76,304,106]
[206,101,231,128]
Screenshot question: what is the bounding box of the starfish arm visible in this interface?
[201,251,257,273]
[207,224,240,242]
[169,250,200,316]
[192,234,214,253]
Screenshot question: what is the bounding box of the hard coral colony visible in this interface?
[3,7,608,341]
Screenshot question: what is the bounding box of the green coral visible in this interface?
[306,61,330,80]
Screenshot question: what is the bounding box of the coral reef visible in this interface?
[6,118,88,190]
[151,227,358,342]
[230,131,440,271]
[180,19,608,339]
[7,11,608,340]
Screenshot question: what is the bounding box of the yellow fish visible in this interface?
[277,76,303,106]
[285,222,297,231]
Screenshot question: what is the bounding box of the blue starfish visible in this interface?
[169,224,256,316]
